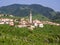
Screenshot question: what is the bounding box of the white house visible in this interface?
[39,23,44,28]
[33,19,44,28]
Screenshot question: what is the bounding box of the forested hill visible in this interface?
[0,4,56,18]
[0,4,60,22]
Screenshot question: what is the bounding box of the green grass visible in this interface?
[32,14,50,21]
[0,24,60,45]
[0,16,21,19]
[25,14,50,21]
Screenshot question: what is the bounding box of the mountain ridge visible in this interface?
[0,4,60,22]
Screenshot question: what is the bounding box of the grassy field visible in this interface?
[0,24,60,45]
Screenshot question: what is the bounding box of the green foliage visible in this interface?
[0,24,60,45]
[52,12,60,23]
[24,14,50,21]
[32,14,50,21]
[0,4,56,19]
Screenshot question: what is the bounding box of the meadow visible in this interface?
[0,24,60,45]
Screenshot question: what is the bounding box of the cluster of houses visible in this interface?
[0,11,60,30]
[0,18,44,30]
[0,11,44,30]
[0,18,14,26]
[0,14,14,17]
[16,11,44,30]
[42,21,60,26]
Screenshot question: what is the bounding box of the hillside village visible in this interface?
[0,11,60,30]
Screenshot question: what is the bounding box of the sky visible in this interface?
[0,0,60,11]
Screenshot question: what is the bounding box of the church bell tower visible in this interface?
[29,10,32,24]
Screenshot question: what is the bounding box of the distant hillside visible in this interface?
[0,4,60,22]
[52,12,60,23]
